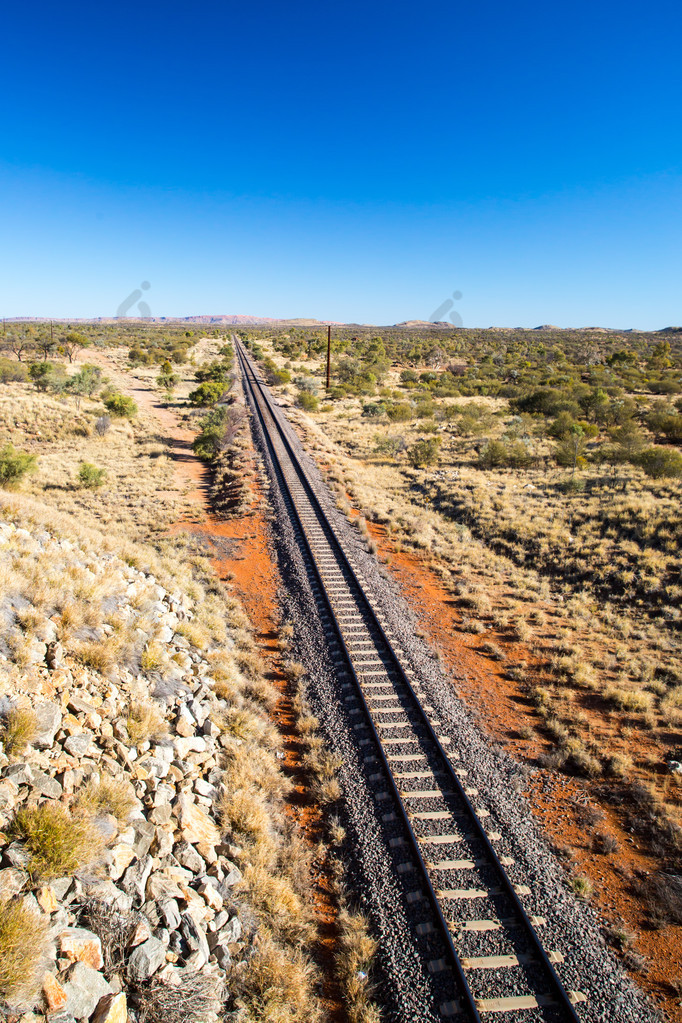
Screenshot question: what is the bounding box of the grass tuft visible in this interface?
[9,802,105,881]
[0,706,37,759]
[0,898,50,1005]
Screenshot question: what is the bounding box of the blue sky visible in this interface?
[1,0,680,327]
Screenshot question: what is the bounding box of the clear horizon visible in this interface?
[1,1,680,330]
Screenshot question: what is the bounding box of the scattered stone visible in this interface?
[173,794,220,847]
[36,885,59,913]
[127,936,166,982]
[91,992,127,1023]
[61,962,112,1020]
[58,927,104,970]
[42,972,68,1013]
[33,702,62,746]
[64,734,92,758]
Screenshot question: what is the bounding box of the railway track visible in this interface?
[236,339,586,1022]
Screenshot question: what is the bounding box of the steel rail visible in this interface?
[235,339,582,1022]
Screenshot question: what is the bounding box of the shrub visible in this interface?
[637,446,682,479]
[0,358,28,383]
[0,706,37,759]
[28,361,67,392]
[104,392,138,418]
[270,368,292,385]
[194,360,231,383]
[407,437,441,468]
[95,415,111,436]
[0,444,38,490]
[0,898,50,1005]
[361,402,385,418]
[9,802,104,880]
[478,439,508,468]
[386,402,413,422]
[77,462,106,488]
[297,390,319,411]
[188,381,224,406]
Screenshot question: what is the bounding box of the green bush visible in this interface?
[104,392,138,418]
[0,445,37,489]
[0,359,28,383]
[297,390,319,411]
[386,402,413,422]
[637,447,682,479]
[361,402,385,418]
[407,436,441,468]
[194,360,231,383]
[478,440,509,468]
[193,406,228,460]
[188,381,224,406]
[28,361,67,392]
[77,462,106,488]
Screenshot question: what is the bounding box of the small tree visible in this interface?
[66,365,103,410]
[104,393,138,418]
[555,425,586,476]
[2,335,35,362]
[77,462,106,488]
[0,445,38,489]
[58,332,91,363]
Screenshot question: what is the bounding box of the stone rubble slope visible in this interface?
[0,496,313,1023]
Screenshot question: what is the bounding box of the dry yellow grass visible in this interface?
[0,898,51,1006]
[9,802,105,881]
[0,706,37,759]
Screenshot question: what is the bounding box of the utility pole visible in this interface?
[326,324,331,391]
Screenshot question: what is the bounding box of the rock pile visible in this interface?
[0,515,274,1022]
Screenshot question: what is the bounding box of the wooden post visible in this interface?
[326,325,331,391]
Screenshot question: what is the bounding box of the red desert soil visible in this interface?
[113,370,346,1021]
[364,518,682,1022]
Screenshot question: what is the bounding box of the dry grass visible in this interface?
[0,897,51,1006]
[335,908,381,1023]
[73,775,137,825]
[228,932,322,1023]
[126,700,168,744]
[0,705,37,759]
[9,802,105,881]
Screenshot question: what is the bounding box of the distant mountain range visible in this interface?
[4,315,676,332]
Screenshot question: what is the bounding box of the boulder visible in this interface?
[64,734,92,758]
[31,770,63,799]
[61,963,112,1020]
[173,795,220,847]
[42,972,68,1013]
[33,702,62,746]
[58,927,104,970]
[91,992,127,1023]
[127,936,166,982]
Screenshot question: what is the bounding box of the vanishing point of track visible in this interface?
[236,339,586,1022]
